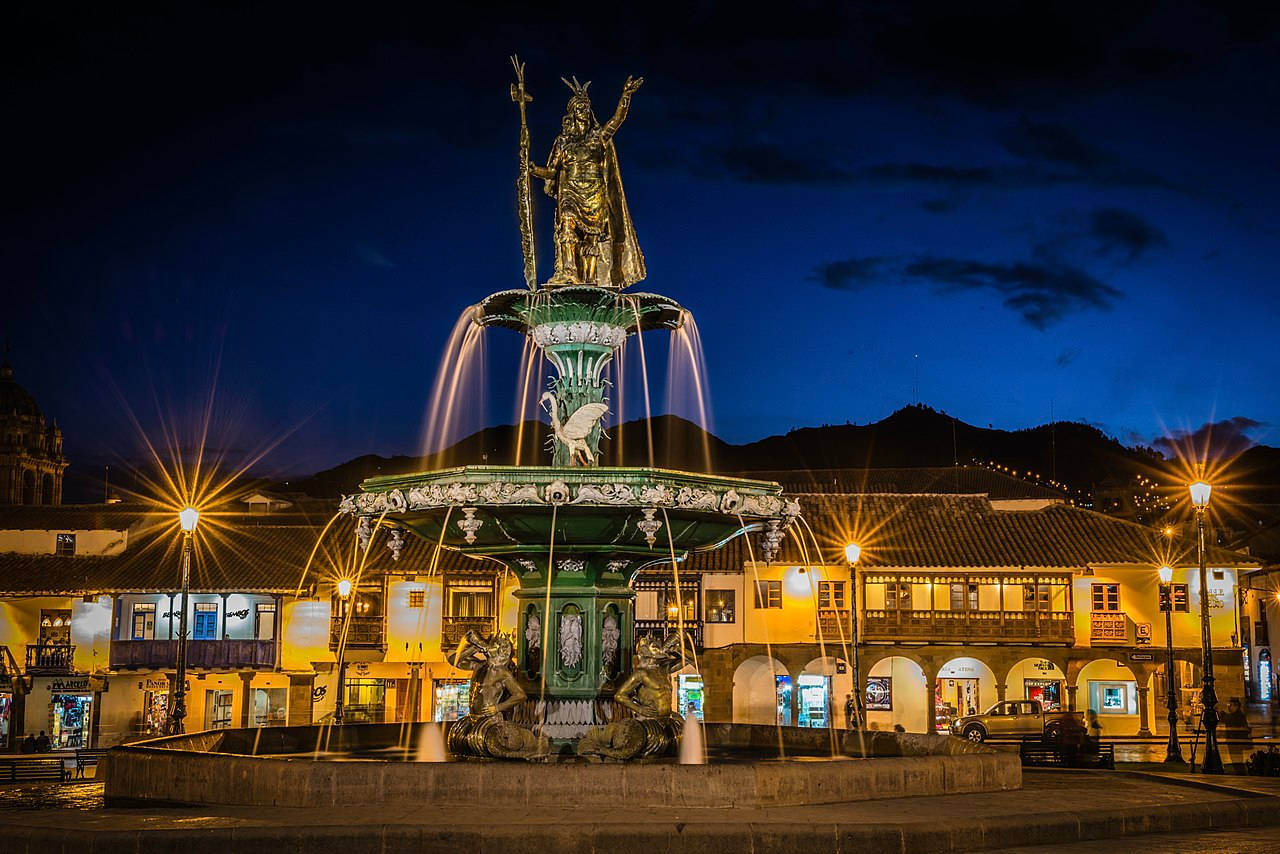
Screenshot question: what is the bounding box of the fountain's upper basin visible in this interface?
[342,465,798,559]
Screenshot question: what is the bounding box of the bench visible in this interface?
[1019,736,1115,770]
[0,757,68,783]
[73,749,108,778]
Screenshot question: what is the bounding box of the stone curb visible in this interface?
[2,796,1280,854]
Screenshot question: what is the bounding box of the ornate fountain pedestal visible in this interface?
[343,465,798,747]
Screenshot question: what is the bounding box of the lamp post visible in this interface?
[1190,480,1224,773]
[170,507,199,734]
[334,577,353,725]
[1158,565,1184,763]
[844,543,863,729]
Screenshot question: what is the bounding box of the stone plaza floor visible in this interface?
[1,768,1280,852]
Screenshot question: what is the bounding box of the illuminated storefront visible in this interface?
[677,674,704,720]
[433,680,470,721]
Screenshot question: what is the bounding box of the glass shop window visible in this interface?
[705,589,735,623]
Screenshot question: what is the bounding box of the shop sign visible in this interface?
[1129,652,1155,661]
[44,676,92,693]
[835,661,847,674]
[353,663,371,676]
[865,676,892,711]
[138,677,187,692]
[1032,660,1056,672]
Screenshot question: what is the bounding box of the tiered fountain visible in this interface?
[340,63,799,758]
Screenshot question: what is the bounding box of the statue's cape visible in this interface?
[602,138,645,288]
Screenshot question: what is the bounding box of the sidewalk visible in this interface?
[2,769,1279,852]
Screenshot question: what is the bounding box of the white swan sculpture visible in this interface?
[541,391,609,466]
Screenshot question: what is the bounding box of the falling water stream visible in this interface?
[421,308,488,462]
[737,513,786,759]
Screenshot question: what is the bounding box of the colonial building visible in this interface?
[0,479,1260,749]
[0,362,67,505]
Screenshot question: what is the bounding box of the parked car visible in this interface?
[951,699,1083,742]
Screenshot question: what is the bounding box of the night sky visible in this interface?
[6,3,1279,479]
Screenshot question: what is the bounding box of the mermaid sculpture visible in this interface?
[446,630,548,759]
[577,633,685,760]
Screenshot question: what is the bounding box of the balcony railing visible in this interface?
[109,639,276,670]
[442,616,497,649]
[817,609,852,640]
[26,644,76,674]
[634,619,703,650]
[1089,611,1129,644]
[329,615,385,651]
[860,609,1074,644]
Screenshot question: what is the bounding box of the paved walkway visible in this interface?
[1,770,1279,852]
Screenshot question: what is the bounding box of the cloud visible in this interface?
[901,256,1121,329]
[1088,208,1167,260]
[1055,347,1080,367]
[1153,416,1266,459]
[709,143,854,185]
[996,120,1175,189]
[807,257,884,290]
[808,253,1122,329]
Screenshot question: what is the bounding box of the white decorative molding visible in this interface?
[601,614,620,669]
[545,480,571,505]
[525,613,541,651]
[557,558,586,573]
[532,321,627,349]
[357,516,372,551]
[559,612,583,668]
[457,507,483,545]
[387,527,406,561]
[637,508,663,547]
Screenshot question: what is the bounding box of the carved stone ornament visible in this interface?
[357,516,373,552]
[387,527,406,561]
[515,558,538,574]
[525,613,541,651]
[559,612,583,668]
[759,518,784,564]
[637,508,663,547]
[601,614,620,669]
[532,320,627,349]
[571,483,637,505]
[545,480,571,505]
[457,507,484,544]
[605,559,631,574]
[558,558,586,573]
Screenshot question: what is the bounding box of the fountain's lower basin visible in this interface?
[102,723,1020,809]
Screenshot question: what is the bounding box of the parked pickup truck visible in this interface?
[950,700,1084,742]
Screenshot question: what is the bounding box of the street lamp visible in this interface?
[844,543,863,729]
[170,507,199,734]
[333,578,354,725]
[1158,565,1184,763]
[1189,480,1223,773]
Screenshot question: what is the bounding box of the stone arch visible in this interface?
[865,656,927,733]
[1077,658,1142,736]
[936,656,998,722]
[21,469,35,505]
[41,473,53,505]
[800,656,852,729]
[732,655,788,725]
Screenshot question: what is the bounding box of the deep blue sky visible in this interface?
[5,2,1279,477]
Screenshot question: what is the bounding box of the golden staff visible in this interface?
[510,55,537,290]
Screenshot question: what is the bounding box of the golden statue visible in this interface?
[526,74,646,289]
[446,631,548,759]
[577,634,685,760]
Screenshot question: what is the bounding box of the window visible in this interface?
[1171,583,1189,613]
[407,589,426,609]
[754,580,781,609]
[1091,583,1120,611]
[55,533,76,556]
[1023,584,1051,611]
[251,688,287,726]
[705,589,735,623]
[255,602,276,640]
[817,581,846,610]
[131,603,156,640]
[193,603,219,640]
[445,582,492,618]
[205,690,234,729]
[1089,681,1136,715]
[886,582,911,611]
[658,588,697,621]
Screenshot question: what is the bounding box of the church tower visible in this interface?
[0,361,68,504]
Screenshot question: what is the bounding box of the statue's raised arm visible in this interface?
[602,76,643,141]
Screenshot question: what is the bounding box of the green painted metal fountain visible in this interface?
[339,62,799,758]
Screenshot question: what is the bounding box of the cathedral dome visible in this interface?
[0,362,43,419]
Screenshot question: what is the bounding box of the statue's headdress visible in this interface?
[561,76,598,126]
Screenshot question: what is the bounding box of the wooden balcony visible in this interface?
[26,644,76,674]
[329,615,385,651]
[817,609,853,640]
[635,619,703,650]
[1089,611,1129,645]
[860,609,1074,644]
[441,616,497,649]
[109,639,276,670]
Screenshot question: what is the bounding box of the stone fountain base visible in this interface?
[101,723,1020,810]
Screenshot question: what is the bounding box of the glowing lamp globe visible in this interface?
[844,543,862,565]
[178,507,200,532]
[336,578,353,599]
[1189,481,1211,508]
[1158,566,1173,584]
